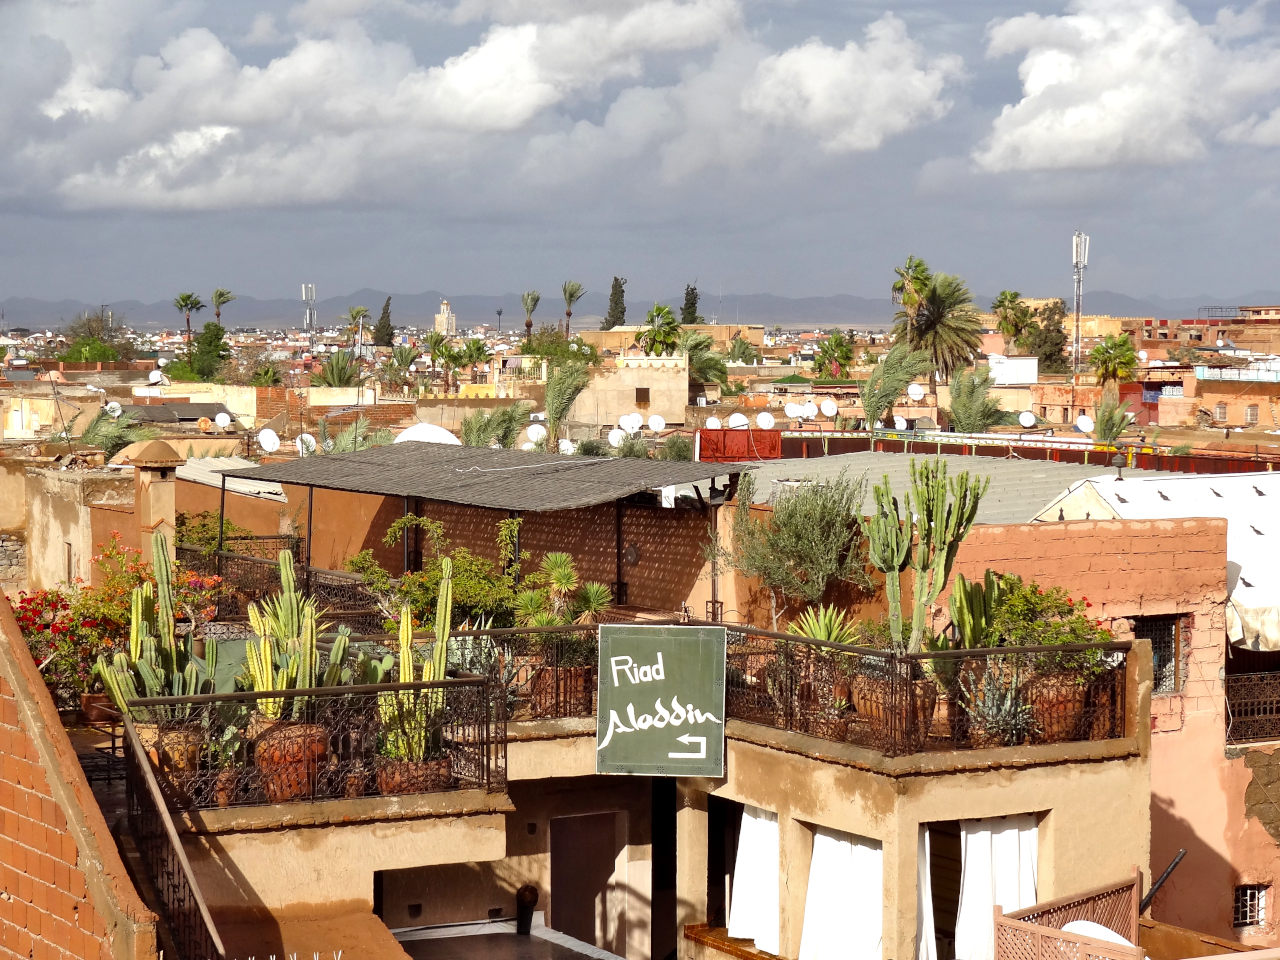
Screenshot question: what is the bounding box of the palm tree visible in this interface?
[310,350,366,387]
[460,402,532,448]
[992,290,1034,354]
[173,293,205,346]
[562,281,586,337]
[459,338,490,384]
[635,304,681,356]
[249,364,282,387]
[436,343,462,393]
[391,344,418,369]
[212,288,236,323]
[861,343,933,429]
[422,331,447,384]
[1089,334,1138,395]
[892,273,981,394]
[677,330,728,385]
[946,367,1003,433]
[890,256,931,342]
[815,331,854,378]
[544,362,590,445]
[316,416,395,453]
[1093,395,1133,446]
[521,290,541,342]
[344,306,370,346]
[76,410,159,458]
[726,336,760,364]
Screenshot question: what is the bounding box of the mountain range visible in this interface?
[4,288,1280,333]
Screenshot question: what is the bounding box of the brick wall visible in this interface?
[0,600,157,960]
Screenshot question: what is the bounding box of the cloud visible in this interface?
[973,0,1280,172]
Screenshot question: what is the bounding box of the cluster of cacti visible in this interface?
[380,558,453,762]
[861,458,989,653]
[95,532,217,718]
[947,570,1007,650]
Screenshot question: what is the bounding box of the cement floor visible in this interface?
[401,933,603,960]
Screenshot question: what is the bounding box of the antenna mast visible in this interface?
[1070,231,1089,418]
[301,283,317,352]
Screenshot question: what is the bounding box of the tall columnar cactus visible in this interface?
[947,570,1006,650]
[860,459,988,653]
[381,558,454,761]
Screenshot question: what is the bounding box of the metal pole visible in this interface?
[1140,849,1185,914]
[305,485,315,595]
[402,497,410,576]
[615,499,625,605]
[217,474,227,552]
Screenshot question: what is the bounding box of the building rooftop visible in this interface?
[223,441,751,512]
[744,450,1163,525]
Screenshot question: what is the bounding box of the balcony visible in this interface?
[1195,364,1280,383]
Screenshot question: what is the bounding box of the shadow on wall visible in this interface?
[1148,793,1239,940]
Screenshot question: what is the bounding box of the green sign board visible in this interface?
[596,624,726,777]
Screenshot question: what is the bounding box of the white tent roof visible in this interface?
[177,456,287,502]
[1037,471,1280,650]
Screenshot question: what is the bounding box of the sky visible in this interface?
[3,0,1280,305]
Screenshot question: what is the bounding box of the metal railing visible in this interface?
[124,718,225,960]
[444,625,601,721]
[996,877,1141,960]
[1226,671,1280,744]
[124,679,505,811]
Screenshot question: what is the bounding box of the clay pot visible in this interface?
[1029,678,1087,743]
[214,769,240,808]
[133,723,203,800]
[376,756,454,796]
[79,693,115,724]
[254,722,328,803]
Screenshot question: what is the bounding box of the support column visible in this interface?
[674,781,708,932]
[883,816,921,960]
[778,813,813,959]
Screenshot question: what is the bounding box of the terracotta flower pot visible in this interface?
[214,769,240,808]
[254,722,328,803]
[1030,678,1087,743]
[79,693,115,724]
[376,756,454,796]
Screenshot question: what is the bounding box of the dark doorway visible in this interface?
[651,779,678,960]
[929,821,962,960]
[550,812,625,954]
[706,796,744,929]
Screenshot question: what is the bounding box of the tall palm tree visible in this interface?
[212,288,236,323]
[544,362,589,445]
[521,290,541,342]
[436,343,462,393]
[677,330,728,385]
[815,331,854,378]
[310,350,366,387]
[173,293,205,346]
[890,256,931,343]
[861,343,933,429]
[892,273,981,394]
[562,281,586,337]
[1089,334,1138,395]
[992,290,1034,354]
[422,331,447,384]
[459,338,490,384]
[344,306,370,346]
[726,336,760,364]
[635,304,681,356]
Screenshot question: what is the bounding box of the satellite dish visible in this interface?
[214,412,232,429]
[1138,350,1148,361]
[756,412,776,430]
[784,402,801,418]
[157,358,168,367]
[407,364,416,374]
[105,401,122,419]
[648,414,666,432]
[727,412,750,429]
[148,370,163,384]
[906,383,926,401]
[393,422,463,445]
[296,433,317,456]
[608,428,625,448]
[802,401,818,419]
[893,415,908,431]
[558,438,575,455]
[531,412,547,421]
[1076,414,1095,433]
[820,399,838,417]
[705,417,722,430]
[520,441,535,451]
[1018,411,1036,428]
[527,423,547,443]
[258,428,281,453]
[1216,339,1224,348]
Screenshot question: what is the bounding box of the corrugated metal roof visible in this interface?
[177,456,287,502]
[221,442,751,512]
[122,403,234,423]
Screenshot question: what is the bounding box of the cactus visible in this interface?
[959,665,1037,746]
[860,482,912,650]
[380,558,454,762]
[947,570,1006,650]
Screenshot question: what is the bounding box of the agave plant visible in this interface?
[787,605,858,646]
[513,553,612,626]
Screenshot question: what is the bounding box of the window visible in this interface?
[1234,885,1267,928]
[636,387,651,405]
[1246,405,1260,425]
[1135,615,1182,694]
[1215,402,1228,422]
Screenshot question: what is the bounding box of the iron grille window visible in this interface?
[1215,402,1228,421]
[1234,885,1267,927]
[1246,405,1260,425]
[1135,615,1181,694]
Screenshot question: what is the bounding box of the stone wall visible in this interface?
[0,533,25,593]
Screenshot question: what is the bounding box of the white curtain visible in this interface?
[727,805,780,955]
[799,828,883,960]
[954,815,1038,960]
[917,826,938,960]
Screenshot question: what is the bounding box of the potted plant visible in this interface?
[377,562,456,795]
[208,724,245,808]
[959,663,1038,748]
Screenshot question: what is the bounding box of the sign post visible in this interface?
[596,624,727,777]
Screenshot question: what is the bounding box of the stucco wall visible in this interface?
[570,357,689,432]
[24,469,134,590]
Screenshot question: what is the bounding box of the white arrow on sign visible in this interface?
[668,734,707,760]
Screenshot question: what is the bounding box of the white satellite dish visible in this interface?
[756,412,776,430]
[157,358,168,367]
[727,412,750,429]
[296,433,317,456]
[784,402,801,418]
[105,401,122,419]
[214,412,232,429]
[705,417,722,430]
[1138,350,1148,361]
[1018,411,1036,428]
[558,438,575,455]
[148,370,163,384]
[608,428,626,447]
[819,399,838,418]
[527,423,548,443]
[648,414,666,432]
[1076,414,1095,433]
[393,422,463,445]
[906,383,926,401]
[893,415,908,430]
[802,401,818,419]
[531,412,547,421]
[520,441,535,451]
[627,413,645,433]
[257,428,281,453]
